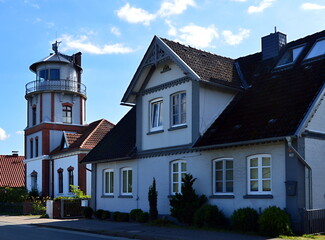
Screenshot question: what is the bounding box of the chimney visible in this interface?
[74,52,82,67]
[12,151,19,157]
[261,28,286,60]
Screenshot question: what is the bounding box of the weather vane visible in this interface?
[52,40,62,54]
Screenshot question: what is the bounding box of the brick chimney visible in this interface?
[262,28,286,60]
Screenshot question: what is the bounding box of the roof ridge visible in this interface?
[160,37,235,61]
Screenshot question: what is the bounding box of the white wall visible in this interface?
[141,81,192,150]
[306,98,325,132]
[95,142,286,217]
[53,155,78,197]
[305,137,325,209]
[25,158,43,192]
[199,86,235,134]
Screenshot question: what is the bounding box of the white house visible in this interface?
[82,30,325,232]
[24,43,114,197]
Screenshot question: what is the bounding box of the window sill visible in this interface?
[168,125,187,131]
[243,194,273,199]
[210,195,235,199]
[118,195,133,198]
[101,195,114,198]
[147,129,164,135]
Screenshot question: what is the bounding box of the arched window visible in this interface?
[67,166,74,192]
[171,160,187,195]
[247,154,272,194]
[31,171,38,191]
[57,168,64,194]
[104,169,114,195]
[121,167,132,195]
[213,158,233,195]
[62,103,72,124]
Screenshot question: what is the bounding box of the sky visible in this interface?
[0,0,324,155]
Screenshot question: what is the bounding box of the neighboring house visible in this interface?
[0,151,25,187]
[24,42,114,197]
[82,30,325,232]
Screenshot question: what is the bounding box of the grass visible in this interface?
[280,234,325,240]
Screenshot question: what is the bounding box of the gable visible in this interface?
[304,93,325,133]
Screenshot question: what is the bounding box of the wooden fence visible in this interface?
[303,208,325,234]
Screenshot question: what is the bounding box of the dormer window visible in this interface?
[276,45,305,68]
[305,38,325,60]
[150,98,163,131]
[38,68,60,81]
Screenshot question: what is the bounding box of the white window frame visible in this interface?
[171,160,187,195]
[213,158,234,195]
[103,169,114,195]
[305,38,325,60]
[121,167,132,195]
[247,154,272,195]
[150,98,163,131]
[171,91,186,127]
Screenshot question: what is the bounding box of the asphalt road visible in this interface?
[0,221,136,240]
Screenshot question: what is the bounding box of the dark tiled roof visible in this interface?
[81,107,136,163]
[161,38,241,88]
[50,119,114,155]
[0,155,25,187]
[195,30,325,147]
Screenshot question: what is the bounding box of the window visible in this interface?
[171,92,186,126]
[276,45,304,67]
[150,99,163,131]
[171,160,186,194]
[104,169,114,195]
[30,139,33,158]
[213,158,233,194]
[68,167,74,192]
[39,68,60,81]
[247,154,271,194]
[305,38,325,60]
[31,171,38,191]
[121,168,132,195]
[62,105,72,124]
[35,138,39,157]
[58,168,64,194]
[32,106,36,126]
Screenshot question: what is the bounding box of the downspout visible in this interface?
[286,137,313,209]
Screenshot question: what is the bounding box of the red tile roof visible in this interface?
[50,119,115,155]
[0,154,25,187]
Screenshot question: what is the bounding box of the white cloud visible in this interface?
[247,0,275,13]
[16,131,24,135]
[58,34,134,54]
[222,28,250,45]
[111,26,121,36]
[176,24,219,48]
[0,128,10,141]
[24,0,40,9]
[157,0,196,17]
[166,20,177,36]
[116,3,156,26]
[301,2,325,10]
[230,0,247,2]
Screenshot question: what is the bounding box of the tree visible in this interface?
[148,178,158,221]
[169,174,207,225]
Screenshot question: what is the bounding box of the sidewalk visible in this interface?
[0,215,279,240]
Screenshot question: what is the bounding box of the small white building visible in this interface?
[24,43,114,197]
[82,30,325,232]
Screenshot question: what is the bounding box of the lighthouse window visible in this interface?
[39,68,60,81]
[62,105,72,124]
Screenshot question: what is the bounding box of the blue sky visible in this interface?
[0,0,324,155]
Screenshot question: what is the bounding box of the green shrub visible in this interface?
[193,204,226,228]
[258,206,293,237]
[0,187,28,203]
[230,207,259,232]
[136,212,149,223]
[169,174,207,225]
[83,207,93,219]
[102,210,110,220]
[94,209,104,219]
[112,211,120,221]
[148,178,158,221]
[117,212,129,222]
[130,209,143,221]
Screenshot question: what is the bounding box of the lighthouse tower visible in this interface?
[24,42,87,196]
